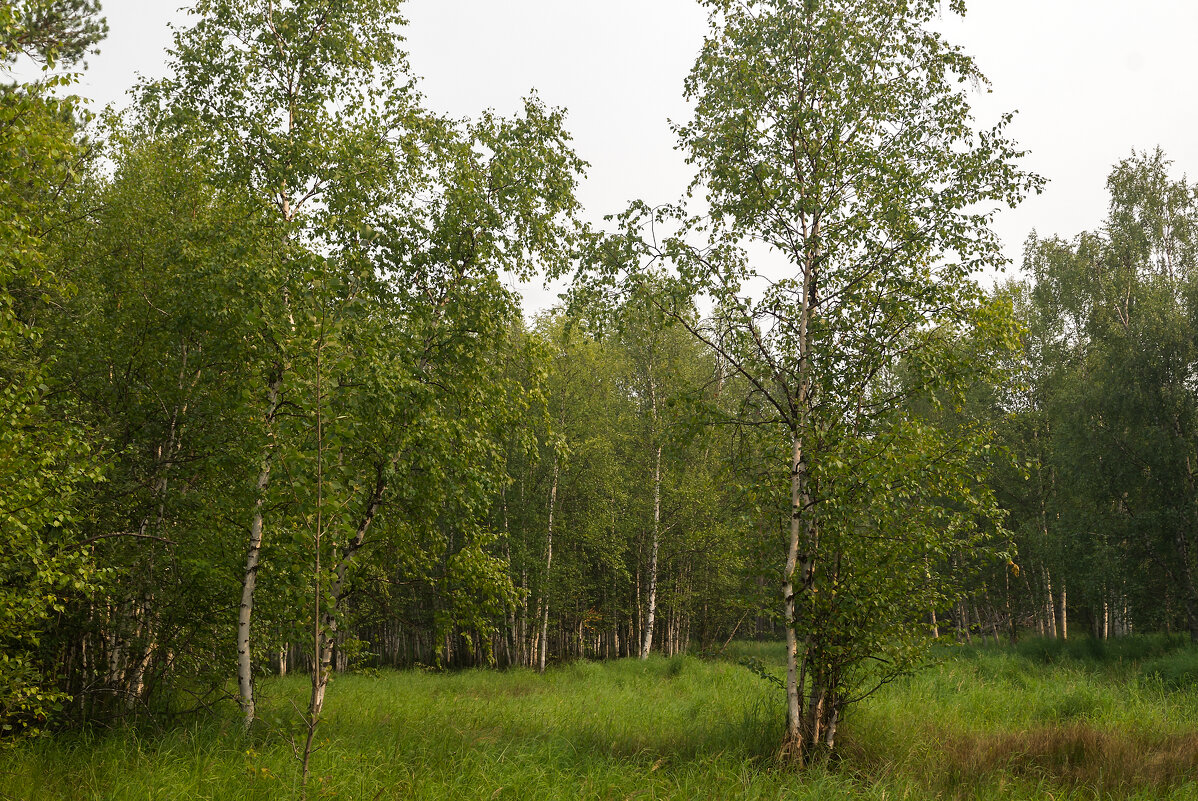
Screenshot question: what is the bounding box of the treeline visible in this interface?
[978,150,1198,644]
[354,301,767,673]
[4,0,1198,762]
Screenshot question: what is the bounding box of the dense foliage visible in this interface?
[0,0,105,737]
[2,0,1196,781]
[985,149,1198,645]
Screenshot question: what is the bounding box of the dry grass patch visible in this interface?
[840,717,1198,798]
[945,724,1198,792]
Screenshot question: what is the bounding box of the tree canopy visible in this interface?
[4,0,1197,776]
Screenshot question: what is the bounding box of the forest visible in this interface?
[4,0,1198,798]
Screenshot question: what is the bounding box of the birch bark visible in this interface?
[237,376,281,727]
[640,373,662,659]
[538,454,559,673]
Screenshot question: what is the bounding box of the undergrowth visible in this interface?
[0,637,1196,799]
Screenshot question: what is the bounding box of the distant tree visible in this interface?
[1018,150,1198,640]
[0,0,106,67]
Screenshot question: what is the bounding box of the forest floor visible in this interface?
[4,637,1198,800]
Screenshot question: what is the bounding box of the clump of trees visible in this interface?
[987,149,1198,644]
[4,0,1197,774]
[1,0,107,737]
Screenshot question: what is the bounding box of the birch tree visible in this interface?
[151,0,584,730]
[585,0,1038,760]
[0,0,104,736]
[148,0,422,726]
[1013,151,1198,640]
[602,283,709,659]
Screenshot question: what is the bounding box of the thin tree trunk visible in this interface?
[925,557,939,638]
[501,489,519,667]
[538,454,559,673]
[634,565,641,652]
[237,375,281,728]
[784,215,820,761]
[1043,568,1057,639]
[1024,570,1043,635]
[301,320,327,796]
[1032,428,1060,641]
[1058,580,1067,641]
[955,581,971,644]
[1006,556,1017,644]
[784,432,817,757]
[1102,597,1110,639]
[983,587,1001,643]
[1173,524,1198,642]
[1174,432,1198,642]
[641,439,663,659]
[312,468,389,669]
[824,706,839,749]
[519,568,529,667]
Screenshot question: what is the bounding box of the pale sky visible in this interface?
[48,1,1198,311]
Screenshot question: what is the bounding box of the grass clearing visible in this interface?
[3,639,1198,799]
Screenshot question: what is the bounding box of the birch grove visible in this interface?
[11,0,1198,770]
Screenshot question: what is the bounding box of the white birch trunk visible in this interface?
[237,377,280,727]
[784,434,805,752]
[925,557,939,638]
[1058,581,1067,641]
[538,455,559,673]
[641,440,663,659]
[785,224,818,760]
[1044,568,1057,639]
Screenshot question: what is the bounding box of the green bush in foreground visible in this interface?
[2,639,1197,799]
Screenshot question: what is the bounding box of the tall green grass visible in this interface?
[844,636,1198,799]
[3,637,1197,800]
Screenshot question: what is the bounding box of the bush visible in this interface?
[1141,649,1198,688]
[1008,634,1191,667]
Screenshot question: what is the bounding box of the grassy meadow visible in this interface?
[3,638,1198,800]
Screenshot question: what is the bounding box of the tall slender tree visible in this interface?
[585,0,1039,759]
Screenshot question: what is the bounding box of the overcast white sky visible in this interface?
[53,1,1198,311]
